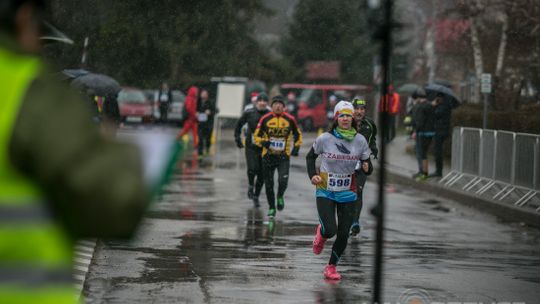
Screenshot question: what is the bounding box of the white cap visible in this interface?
[333,100,354,118]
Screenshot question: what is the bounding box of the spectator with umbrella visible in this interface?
[71,72,122,133]
[424,83,460,178]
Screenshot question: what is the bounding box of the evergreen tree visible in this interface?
[281,0,375,83]
[44,0,274,88]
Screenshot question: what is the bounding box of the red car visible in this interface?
[118,87,154,123]
[281,83,371,131]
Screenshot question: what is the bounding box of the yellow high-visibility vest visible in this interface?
[0,47,75,304]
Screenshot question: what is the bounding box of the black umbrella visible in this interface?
[61,69,90,81]
[71,73,121,97]
[40,21,74,45]
[424,83,461,108]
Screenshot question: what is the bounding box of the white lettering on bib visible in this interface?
[269,137,286,151]
[327,173,352,191]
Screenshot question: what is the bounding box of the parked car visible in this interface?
[166,90,186,123]
[118,87,154,123]
[143,89,160,120]
[280,83,371,131]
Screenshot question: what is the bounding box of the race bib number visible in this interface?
[327,173,352,191]
[197,113,208,122]
[269,137,286,151]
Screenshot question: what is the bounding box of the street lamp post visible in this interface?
[367,0,393,303]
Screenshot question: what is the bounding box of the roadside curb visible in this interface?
[382,169,540,229]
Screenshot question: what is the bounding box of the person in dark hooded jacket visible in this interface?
[430,93,452,177]
[176,86,199,148]
[197,88,217,156]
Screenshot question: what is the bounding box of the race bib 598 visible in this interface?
[326,173,352,192]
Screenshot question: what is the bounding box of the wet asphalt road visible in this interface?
[84,127,540,304]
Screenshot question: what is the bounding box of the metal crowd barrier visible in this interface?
[440,127,539,212]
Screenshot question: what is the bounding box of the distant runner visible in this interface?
[306,101,372,280]
[234,93,271,207]
[254,95,302,218]
[350,98,377,236]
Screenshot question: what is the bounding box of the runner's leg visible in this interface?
[245,147,257,188]
[254,152,264,198]
[176,120,191,139]
[276,155,290,199]
[191,121,199,147]
[353,171,367,224]
[316,197,337,239]
[263,155,278,209]
[329,202,355,265]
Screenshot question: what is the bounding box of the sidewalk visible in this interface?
[381,134,540,229]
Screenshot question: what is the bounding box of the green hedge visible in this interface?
[452,103,540,135]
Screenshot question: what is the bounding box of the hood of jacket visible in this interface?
[187,86,199,99]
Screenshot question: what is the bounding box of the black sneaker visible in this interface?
[247,186,254,199]
[350,221,361,236]
[253,197,260,208]
[277,197,285,211]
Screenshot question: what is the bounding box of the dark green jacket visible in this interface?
[357,117,378,158]
[2,32,149,239]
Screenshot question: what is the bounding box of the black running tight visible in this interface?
[316,197,356,265]
[245,147,264,197]
[262,154,290,209]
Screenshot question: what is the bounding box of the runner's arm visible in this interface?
[370,120,378,158]
[291,117,303,148]
[362,158,373,175]
[306,147,319,179]
[234,112,247,141]
[253,117,269,148]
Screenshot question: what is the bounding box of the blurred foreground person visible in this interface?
[306,101,371,280]
[0,1,149,303]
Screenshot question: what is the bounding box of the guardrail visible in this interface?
[441,127,539,212]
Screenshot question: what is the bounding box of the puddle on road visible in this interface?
[420,199,441,205]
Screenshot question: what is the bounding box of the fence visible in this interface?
[441,127,540,212]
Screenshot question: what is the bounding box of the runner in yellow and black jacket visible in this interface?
[253,95,302,218]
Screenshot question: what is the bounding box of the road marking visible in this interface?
[73,239,96,299]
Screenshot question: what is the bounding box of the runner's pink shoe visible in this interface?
[323,264,341,280]
[312,224,327,255]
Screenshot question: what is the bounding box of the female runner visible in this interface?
[306,101,372,280]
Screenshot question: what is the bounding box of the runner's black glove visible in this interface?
[261,141,271,149]
[235,138,244,149]
[291,146,299,156]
